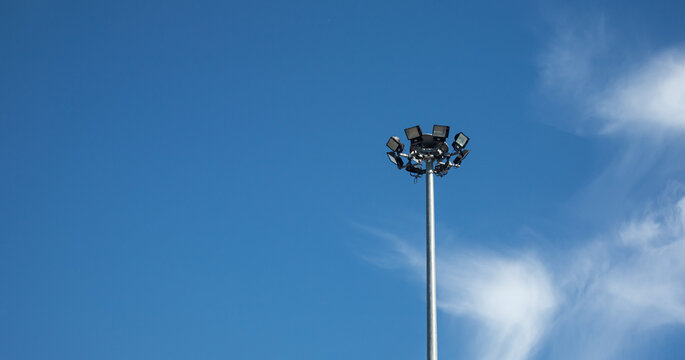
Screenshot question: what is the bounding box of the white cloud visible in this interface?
[438,252,557,360]
[539,19,609,100]
[539,21,685,134]
[549,195,685,359]
[365,195,685,360]
[359,225,558,360]
[596,50,685,133]
[539,19,685,232]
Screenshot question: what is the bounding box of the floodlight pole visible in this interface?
[386,125,470,360]
[425,159,438,360]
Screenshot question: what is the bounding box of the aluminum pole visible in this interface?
[426,159,437,360]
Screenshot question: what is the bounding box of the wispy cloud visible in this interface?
[438,251,557,360]
[362,233,558,360]
[597,50,685,133]
[363,194,685,360]
[357,225,558,360]
[547,195,685,359]
[539,17,610,101]
[538,17,685,226]
[539,19,685,135]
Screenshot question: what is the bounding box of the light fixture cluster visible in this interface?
[386,125,470,177]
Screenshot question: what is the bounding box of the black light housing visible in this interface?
[406,164,426,175]
[386,136,404,153]
[452,132,469,150]
[432,125,450,141]
[404,126,423,143]
[387,152,404,169]
[454,149,470,164]
[435,162,449,174]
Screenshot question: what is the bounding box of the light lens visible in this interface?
[432,125,450,139]
[386,136,403,152]
[404,126,422,140]
[387,152,404,168]
[454,132,469,148]
[387,152,398,165]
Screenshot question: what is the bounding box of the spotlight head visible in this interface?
[452,132,469,150]
[406,164,426,175]
[386,136,404,153]
[404,126,423,143]
[435,162,449,174]
[432,125,450,141]
[387,151,404,169]
[454,149,470,164]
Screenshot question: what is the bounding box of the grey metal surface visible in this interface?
[425,160,438,360]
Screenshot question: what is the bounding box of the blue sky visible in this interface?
[2,1,685,359]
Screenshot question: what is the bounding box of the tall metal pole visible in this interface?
[425,159,438,360]
[386,126,469,360]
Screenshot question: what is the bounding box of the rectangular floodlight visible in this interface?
[454,149,470,164]
[386,136,404,152]
[387,151,404,169]
[404,126,423,141]
[454,132,469,149]
[432,125,450,140]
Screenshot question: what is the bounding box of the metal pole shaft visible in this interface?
[426,160,437,360]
